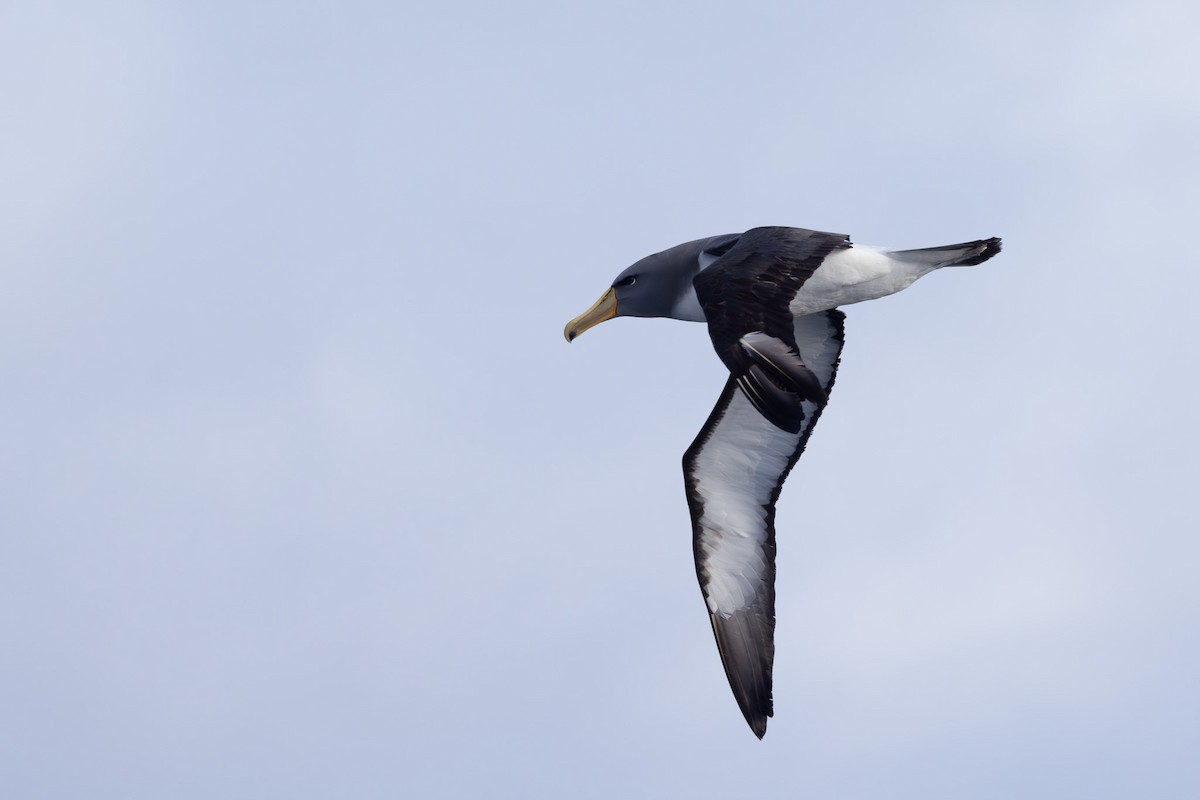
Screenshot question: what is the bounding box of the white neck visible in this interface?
[668,279,705,321]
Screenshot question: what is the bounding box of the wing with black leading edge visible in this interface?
[682,310,845,738]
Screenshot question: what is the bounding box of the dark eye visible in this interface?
[615,275,637,288]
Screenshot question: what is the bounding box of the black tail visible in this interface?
[891,236,1002,267]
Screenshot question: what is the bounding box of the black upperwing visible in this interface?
[682,310,846,738]
[692,227,850,433]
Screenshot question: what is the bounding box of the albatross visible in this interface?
[563,225,1001,739]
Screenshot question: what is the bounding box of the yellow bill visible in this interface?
[563,287,618,342]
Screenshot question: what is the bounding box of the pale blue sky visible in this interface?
[2,2,1198,797]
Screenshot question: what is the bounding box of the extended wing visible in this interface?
[682,310,845,738]
[693,227,849,432]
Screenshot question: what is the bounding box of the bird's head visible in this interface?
[563,233,739,341]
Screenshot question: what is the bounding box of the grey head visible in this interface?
[564,232,741,341]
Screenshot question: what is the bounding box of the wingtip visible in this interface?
[748,715,768,739]
[709,608,776,742]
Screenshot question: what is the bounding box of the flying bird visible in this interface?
[563,226,1000,739]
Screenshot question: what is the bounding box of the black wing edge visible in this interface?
[770,309,846,503]
[682,378,776,739]
[711,599,775,739]
[682,310,847,739]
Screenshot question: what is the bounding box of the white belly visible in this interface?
[788,245,933,317]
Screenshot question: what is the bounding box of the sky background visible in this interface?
[3,1,1199,797]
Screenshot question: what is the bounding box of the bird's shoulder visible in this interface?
[692,227,849,335]
[693,227,851,297]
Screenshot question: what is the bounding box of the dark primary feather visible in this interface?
[710,599,775,739]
